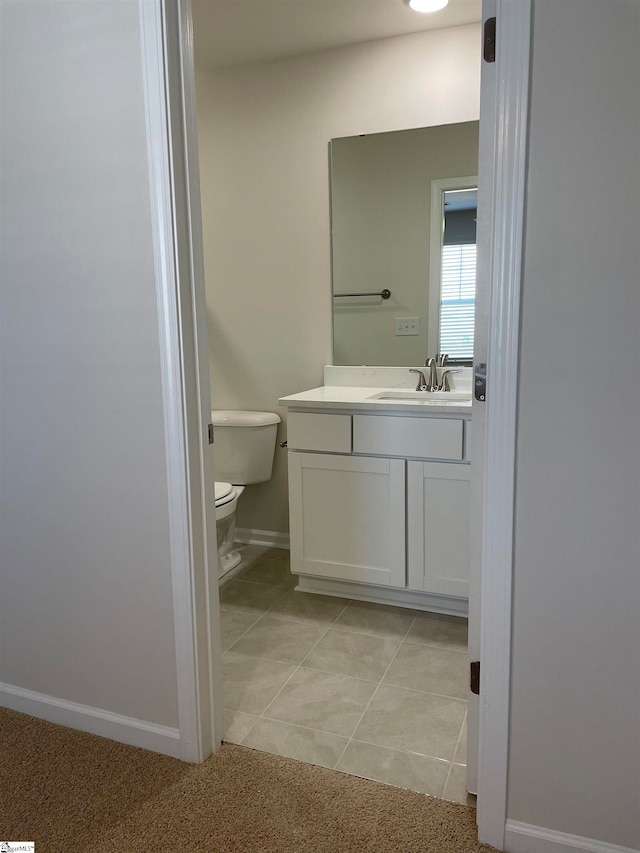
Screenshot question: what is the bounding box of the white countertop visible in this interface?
[279,385,472,415]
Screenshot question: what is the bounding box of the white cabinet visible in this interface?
[407,461,471,598]
[285,410,471,610]
[288,451,406,587]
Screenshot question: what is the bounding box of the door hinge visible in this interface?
[470,661,480,695]
[208,423,214,445]
[474,363,486,401]
[483,17,496,63]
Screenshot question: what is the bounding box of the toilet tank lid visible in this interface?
[211,410,281,427]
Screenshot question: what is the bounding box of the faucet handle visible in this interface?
[409,369,428,392]
[438,369,459,392]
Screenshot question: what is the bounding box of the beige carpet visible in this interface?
[0,707,493,853]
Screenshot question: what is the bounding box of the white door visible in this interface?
[467,2,531,814]
[465,0,496,795]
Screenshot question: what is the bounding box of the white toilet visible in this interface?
[212,410,281,579]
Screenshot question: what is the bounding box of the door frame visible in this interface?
[138,0,224,762]
[141,0,532,848]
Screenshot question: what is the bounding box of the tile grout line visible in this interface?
[225,654,468,705]
[331,612,420,773]
[243,598,353,740]
[443,710,467,797]
[222,555,302,740]
[225,607,467,652]
[224,562,469,800]
[221,611,267,653]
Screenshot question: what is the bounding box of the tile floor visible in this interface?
[219,546,475,805]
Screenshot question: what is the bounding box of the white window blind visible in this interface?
[440,243,476,360]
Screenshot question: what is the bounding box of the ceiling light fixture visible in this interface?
[404,0,449,12]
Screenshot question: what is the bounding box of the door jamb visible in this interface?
[138,0,223,763]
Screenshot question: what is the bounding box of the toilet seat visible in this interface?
[214,481,236,508]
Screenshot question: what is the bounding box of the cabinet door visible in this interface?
[407,461,471,597]
[288,451,406,587]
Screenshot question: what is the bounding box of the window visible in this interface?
[439,242,476,361]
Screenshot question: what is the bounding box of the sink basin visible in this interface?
[369,390,472,402]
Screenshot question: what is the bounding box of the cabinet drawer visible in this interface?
[287,412,352,453]
[353,415,463,461]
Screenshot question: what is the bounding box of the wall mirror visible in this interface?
[330,121,479,366]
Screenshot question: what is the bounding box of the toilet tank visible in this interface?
[211,410,281,485]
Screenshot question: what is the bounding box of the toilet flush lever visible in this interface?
[208,424,214,445]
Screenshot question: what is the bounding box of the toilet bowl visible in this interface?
[211,410,280,580]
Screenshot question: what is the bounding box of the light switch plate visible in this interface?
[395,317,420,336]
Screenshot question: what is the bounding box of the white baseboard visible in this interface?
[296,575,468,617]
[505,821,639,853]
[235,527,290,550]
[0,682,182,759]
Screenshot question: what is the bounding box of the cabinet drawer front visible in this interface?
[353,415,463,461]
[287,412,352,453]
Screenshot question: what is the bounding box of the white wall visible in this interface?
[507,1,640,849]
[0,1,179,733]
[196,24,481,534]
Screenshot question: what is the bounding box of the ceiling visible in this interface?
[192,0,483,71]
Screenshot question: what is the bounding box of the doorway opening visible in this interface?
[152,1,532,848]
[194,1,481,807]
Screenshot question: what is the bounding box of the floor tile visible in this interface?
[234,543,271,566]
[405,612,468,650]
[353,684,466,761]
[220,610,262,651]
[223,709,259,744]
[333,600,416,639]
[337,739,450,797]
[268,590,349,625]
[240,557,297,588]
[264,667,377,737]
[383,643,468,699]
[242,718,348,770]
[262,547,290,563]
[222,652,297,715]
[454,715,467,764]
[229,614,326,665]
[302,628,400,682]
[444,763,477,806]
[219,580,284,614]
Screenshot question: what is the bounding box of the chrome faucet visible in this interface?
[425,358,439,392]
[409,369,428,391]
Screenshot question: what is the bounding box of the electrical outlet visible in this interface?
[395,317,420,336]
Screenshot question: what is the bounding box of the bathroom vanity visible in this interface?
[280,367,472,616]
